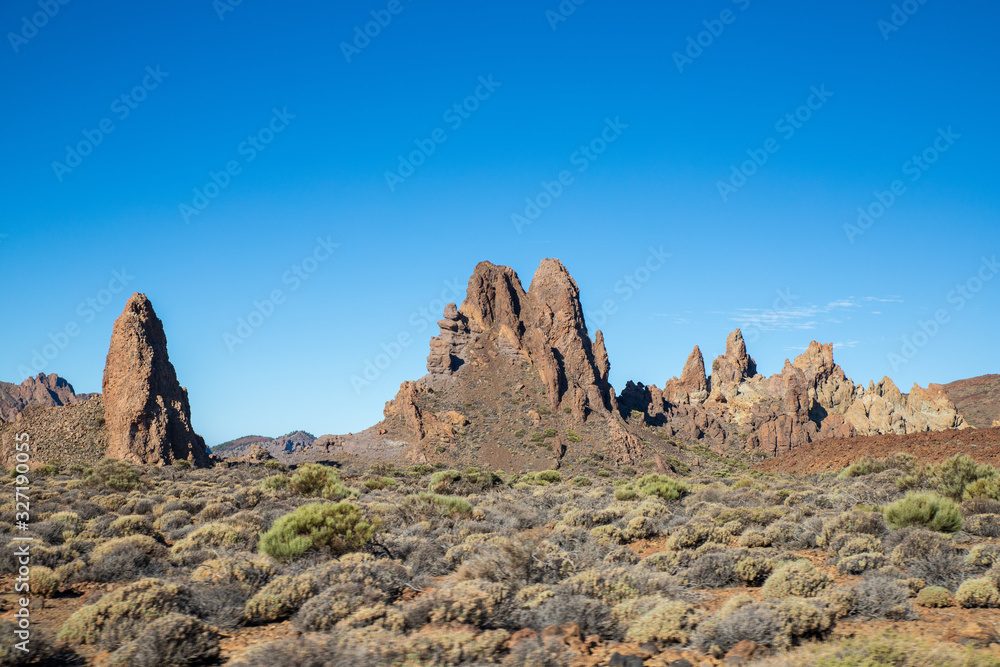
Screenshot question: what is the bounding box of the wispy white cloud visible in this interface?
[728,296,901,332]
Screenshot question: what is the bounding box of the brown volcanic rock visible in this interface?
[0,373,95,422]
[943,374,1000,429]
[663,346,708,406]
[380,259,640,469]
[708,329,758,402]
[102,293,210,467]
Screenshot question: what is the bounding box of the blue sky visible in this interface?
[1,0,997,445]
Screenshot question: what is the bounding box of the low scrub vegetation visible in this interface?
[5,451,1000,665]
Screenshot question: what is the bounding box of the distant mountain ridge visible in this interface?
[213,431,316,459]
[0,373,97,422]
[944,374,1000,429]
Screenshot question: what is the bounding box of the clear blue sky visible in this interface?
[2,0,997,445]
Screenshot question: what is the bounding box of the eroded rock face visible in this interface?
[423,259,614,420]
[622,330,968,456]
[102,293,210,467]
[0,374,95,422]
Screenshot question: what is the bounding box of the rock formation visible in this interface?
[381,259,641,465]
[102,293,210,467]
[621,331,968,456]
[0,373,96,422]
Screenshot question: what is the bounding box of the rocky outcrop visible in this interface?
[662,346,708,406]
[424,259,614,420]
[623,330,968,457]
[102,293,210,467]
[0,373,96,422]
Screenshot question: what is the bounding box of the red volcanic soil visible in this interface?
[755,427,1000,475]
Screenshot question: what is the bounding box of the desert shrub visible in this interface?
[956,577,1000,608]
[535,470,562,484]
[884,492,963,533]
[572,476,592,487]
[850,575,914,619]
[516,592,618,639]
[288,464,357,500]
[737,528,771,548]
[259,502,376,562]
[761,561,831,598]
[714,507,786,531]
[401,579,507,629]
[898,454,996,501]
[961,498,1000,516]
[818,511,886,548]
[29,566,59,597]
[966,544,1000,570]
[566,430,583,443]
[427,469,461,493]
[625,600,699,645]
[501,635,580,666]
[685,551,740,589]
[562,567,648,606]
[294,583,386,631]
[109,514,158,538]
[769,632,1000,666]
[965,513,1000,538]
[831,533,882,558]
[105,613,219,667]
[665,522,728,550]
[637,475,690,502]
[837,552,886,575]
[0,620,50,665]
[614,487,638,501]
[172,522,256,564]
[915,585,955,608]
[49,511,83,537]
[734,554,773,586]
[154,509,192,534]
[198,501,235,521]
[693,595,834,652]
[59,534,168,584]
[837,454,915,479]
[258,475,290,492]
[888,530,963,590]
[405,492,474,518]
[57,578,190,646]
[83,459,144,491]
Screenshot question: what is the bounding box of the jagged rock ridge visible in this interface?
[621,335,969,456]
[0,373,97,422]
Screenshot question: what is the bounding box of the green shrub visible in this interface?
[964,476,1000,501]
[566,430,583,443]
[637,475,690,502]
[406,493,474,517]
[883,492,963,533]
[29,566,59,598]
[288,464,357,500]
[898,454,996,501]
[614,487,639,501]
[571,476,592,487]
[258,475,289,492]
[761,561,832,598]
[259,502,375,562]
[836,553,886,576]
[956,577,1000,608]
[536,470,562,484]
[915,586,954,608]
